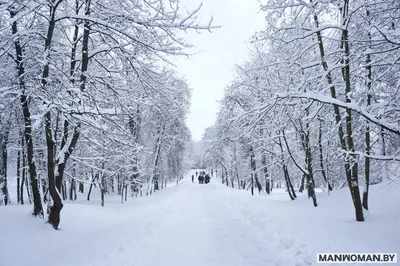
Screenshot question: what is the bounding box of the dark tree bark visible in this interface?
[299,174,306,193]
[0,122,11,205]
[363,8,372,211]
[62,181,66,201]
[341,0,364,221]
[69,179,75,201]
[87,173,97,201]
[303,128,317,207]
[47,0,87,228]
[100,162,105,207]
[79,182,84,193]
[278,135,296,200]
[17,142,21,204]
[282,130,315,206]
[262,152,271,194]
[250,173,254,196]
[249,145,262,193]
[310,0,363,221]
[10,9,43,217]
[124,185,128,202]
[318,117,332,191]
[20,136,25,205]
[128,106,141,196]
[152,123,164,192]
[25,173,32,204]
[41,0,64,229]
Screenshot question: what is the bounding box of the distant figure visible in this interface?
[205,173,211,184]
[196,171,198,177]
[211,169,213,176]
[198,174,204,184]
[192,175,194,183]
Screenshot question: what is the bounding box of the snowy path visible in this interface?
[81,178,312,266]
[2,170,399,266]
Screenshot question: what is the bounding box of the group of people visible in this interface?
[191,171,211,184]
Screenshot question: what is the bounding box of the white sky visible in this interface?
[175,0,266,141]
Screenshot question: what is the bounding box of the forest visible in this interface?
[200,0,400,222]
[0,0,399,234]
[0,0,213,229]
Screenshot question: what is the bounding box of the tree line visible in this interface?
[202,0,400,222]
[0,0,212,229]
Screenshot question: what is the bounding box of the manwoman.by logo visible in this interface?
[317,253,397,264]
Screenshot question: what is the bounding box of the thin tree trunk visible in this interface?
[341,0,364,221]
[1,123,11,205]
[278,135,295,200]
[17,142,21,204]
[362,8,372,211]
[69,180,74,201]
[87,173,97,201]
[62,181,66,201]
[20,136,25,205]
[100,162,105,207]
[318,117,332,191]
[304,128,317,207]
[299,174,306,193]
[250,173,254,196]
[124,185,128,202]
[262,152,270,194]
[311,0,362,221]
[152,123,165,192]
[25,173,32,204]
[10,10,43,217]
[380,128,387,182]
[249,145,262,193]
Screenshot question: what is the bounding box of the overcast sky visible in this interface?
[174,0,266,141]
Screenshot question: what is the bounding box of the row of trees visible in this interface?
[202,0,400,221]
[0,0,211,229]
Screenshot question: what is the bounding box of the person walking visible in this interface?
[205,173,210,184]
[191,175,194,183]
[199,174,204,184]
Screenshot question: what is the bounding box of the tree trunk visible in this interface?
[25,174,32,204]
[69,179,74,201]
[318,117,332,191]
[124,185,128,202]
[299,174,306,193]
[20,136,26,205]
[152,124,164,192]
[363,8,372,211]
[250,173,254,196]
[87,173,97,201]
[262,152,270,194]
[278,135,296,200]
[10,10,43,217]
[249,145,262,193]
[100,162,105,207]
[341,1,364,221]
[17,143,21,204]
[311,0,362,221]
[62,181,66,201]
[1,122,10,205]
[304,127,317,207]
[283,166,295,200]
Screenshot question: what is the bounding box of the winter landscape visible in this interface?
[0,0,399,266]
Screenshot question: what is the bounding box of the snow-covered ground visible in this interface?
[0,170,399,266]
